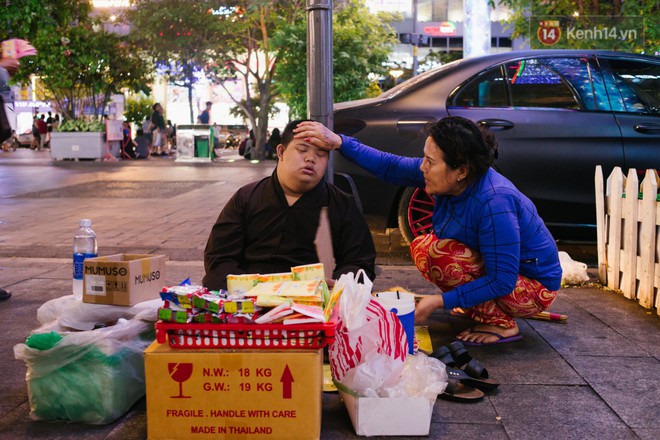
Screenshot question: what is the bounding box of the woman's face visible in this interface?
[419,136,466,197]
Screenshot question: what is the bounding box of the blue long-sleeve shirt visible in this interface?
[339,135,562,309]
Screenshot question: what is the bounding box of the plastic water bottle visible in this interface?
[72,219,97,299]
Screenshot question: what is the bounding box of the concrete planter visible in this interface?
[50,132,107,160]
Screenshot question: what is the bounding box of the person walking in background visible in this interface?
[296,117,562,346]
[1,57,18,145]
[45,111,54,144]
[36,114,47,150]
[242,129,255,159]
[150,103,166,156]
[197,101,212,124]
[267,128,281,160]
[166,119,176,150]
[142,115,152,150]
[29,116,40,150]
[0,56,18,300]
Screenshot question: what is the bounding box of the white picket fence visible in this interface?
[595,166,660,315]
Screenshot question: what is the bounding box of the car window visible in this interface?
[504,59,581,109]
[541,57,609,111]
[451,57,595,110]
[451,66,508,107]
[605,58,660,114]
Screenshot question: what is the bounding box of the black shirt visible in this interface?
[151,111,165,130]
[203,170,376,290]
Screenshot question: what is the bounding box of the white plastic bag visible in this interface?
[329,270,408,397]
[37,295,161,330]
[558,251,589,285]
[382,353,448,401]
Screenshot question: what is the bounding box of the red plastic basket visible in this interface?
[155,320,336,349]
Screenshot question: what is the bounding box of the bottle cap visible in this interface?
[80,219,92,227]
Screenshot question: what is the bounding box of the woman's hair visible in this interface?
[426,116,498,181]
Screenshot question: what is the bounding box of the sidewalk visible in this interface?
[0,149,658,440]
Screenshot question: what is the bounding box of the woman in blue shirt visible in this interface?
[295,117,562,346]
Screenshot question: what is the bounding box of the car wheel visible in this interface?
[397,187,435,245]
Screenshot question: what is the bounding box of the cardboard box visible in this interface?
[83,254,166,306]
[144,342,323,440]
[338,388,435,436]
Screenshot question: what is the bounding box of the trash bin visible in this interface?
[194,135,210,158]
[175,125,212,162]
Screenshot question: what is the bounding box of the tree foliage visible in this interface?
[2,0,152,121]
[496,0,659,53]
[0,0,86,43]
[124,0,302,159]
[202,0,305,160]
[123,0,225,123]
[273,0,400,119]
[124,93,155,125]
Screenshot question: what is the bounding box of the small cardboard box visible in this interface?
[83,254,166,306]
[144,342,322,440]
[338,388,435,436]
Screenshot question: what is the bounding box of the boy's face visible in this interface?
[276,137,329,197]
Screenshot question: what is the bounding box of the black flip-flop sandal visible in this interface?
[449,340,494,381]
[463,358,492,380]
[430,346,457,367]
[440,379,484,402]
[447,366,499,392]
[448,340,472,367]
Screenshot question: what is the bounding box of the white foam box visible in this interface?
[145,342,323,439]
[83,253,166,306]
[338,388,435,437]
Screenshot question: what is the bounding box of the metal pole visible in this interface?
[306,0,334,183]
[412,0,418,76]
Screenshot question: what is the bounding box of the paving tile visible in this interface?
[634,428,660,440]
[527,291,649,357]
[432,395,499,423]
[0,401,119,440]
[491,384,638,440]
[562,287,660,358]
[564,355,660,429]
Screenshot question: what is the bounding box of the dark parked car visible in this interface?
[332,50,660,242]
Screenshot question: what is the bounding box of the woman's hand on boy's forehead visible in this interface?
[293,121,342,151]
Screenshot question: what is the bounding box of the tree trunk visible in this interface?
[187,84,194,124]
[254,89,272,161]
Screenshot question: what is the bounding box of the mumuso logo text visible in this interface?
[135,271,161,285]
[85,266,128,276]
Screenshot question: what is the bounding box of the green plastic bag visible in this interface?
[14,318,153,424]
